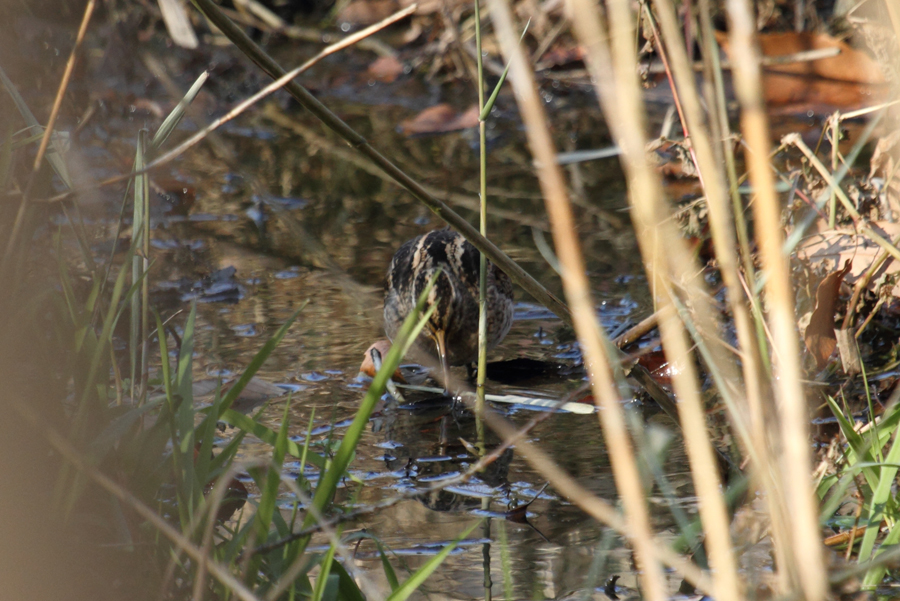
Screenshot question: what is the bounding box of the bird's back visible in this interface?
[384,229,513,366]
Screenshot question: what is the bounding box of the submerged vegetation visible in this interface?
[3,0,900,599]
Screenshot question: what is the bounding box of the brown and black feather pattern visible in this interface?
[384,229,514,366]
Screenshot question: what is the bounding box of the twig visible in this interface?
[842,230,900,329]
[613,310,659,348]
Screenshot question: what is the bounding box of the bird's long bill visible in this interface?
[434,329,452,394]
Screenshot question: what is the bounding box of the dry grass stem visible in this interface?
[569,0,742,598]
[486,0,668,597]
[726,0,826,597]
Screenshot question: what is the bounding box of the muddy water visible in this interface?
[40,29,695,598]
[160,85,693,596]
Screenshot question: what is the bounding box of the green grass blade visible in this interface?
[150,70,209,151]
[155,310,174,405]
[857,419,900,563]
[217,409,326,469]
[130,130,149,395]
[378,541,400,592]
[302,274,439,529]
[209,429,247,476]
[386,520,481,601]
[74,249,136,421]
[0,65,72,188]
[255,398,292,540]
[214,302,307,419]
[173,304,198,523]
[479,21,530,121]
[311,544,337,601]
[176,302,197,404]
[863,518,900,588]
[824,394,882,492]
[332,561,366,601]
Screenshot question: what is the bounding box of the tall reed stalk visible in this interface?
[726,0,826,597]
[484,0,668,598]
[475,0,489,412]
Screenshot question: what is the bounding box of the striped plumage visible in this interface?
[384,229,514,386]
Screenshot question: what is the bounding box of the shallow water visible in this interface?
[17,18,698,598]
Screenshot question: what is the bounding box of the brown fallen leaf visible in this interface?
[367,55,404,83]
[337,0,400,25]
[804,260,852,369]
[398,104,479,136]
[795,221,900,296]
[869,131,900,220]
[715,31,888,112]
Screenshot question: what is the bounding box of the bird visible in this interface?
[384,229,514,390]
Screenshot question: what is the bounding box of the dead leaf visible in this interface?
[398,104,479,136]
[536,44,585,69]
[337,0,400,25]
[795,221,900,296]
[367,55,404,83]
[804,260,852,369]
[869,131,900,220]
[715,31,888,112]
[157,0,198,49]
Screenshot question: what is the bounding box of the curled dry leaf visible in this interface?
[869,131,900,220]
[804,260,852,369]
[715,31,888,112]
[337,0,401,25]
[795,221,900,296]
[536,44,585,69]
[366,55,404,83]
[398,104,479,136]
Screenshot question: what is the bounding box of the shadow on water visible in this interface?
[5,8,699,598]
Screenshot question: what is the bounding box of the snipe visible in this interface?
[384,229,514,388]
